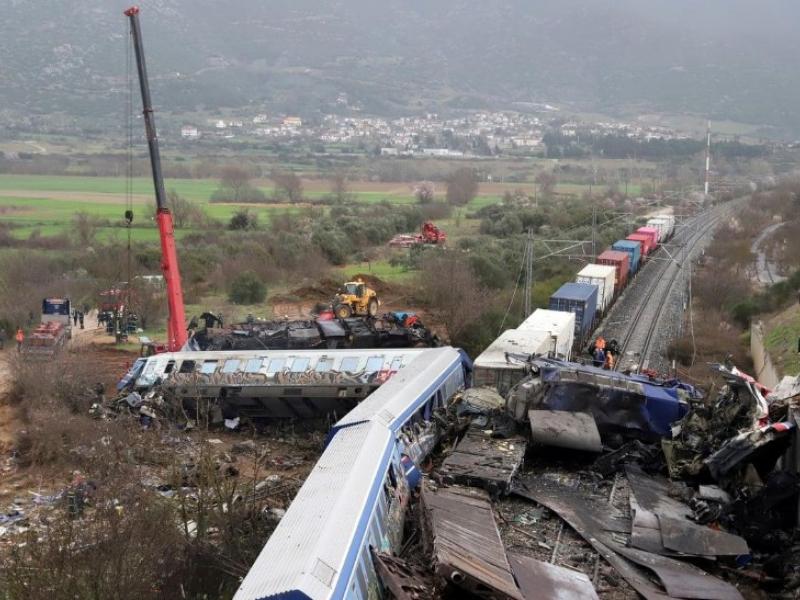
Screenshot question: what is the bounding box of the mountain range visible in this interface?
[1,0,798,134]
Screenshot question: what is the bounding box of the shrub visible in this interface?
[228,272,267,305]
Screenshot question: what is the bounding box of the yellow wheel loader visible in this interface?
[333,279,380,319]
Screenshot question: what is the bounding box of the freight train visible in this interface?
[546,213,676,348]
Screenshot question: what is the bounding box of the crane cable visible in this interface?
[124,22,134,328]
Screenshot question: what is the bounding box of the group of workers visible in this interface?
[591,336,620,370]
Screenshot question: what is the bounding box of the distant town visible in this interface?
[178,108,693,158]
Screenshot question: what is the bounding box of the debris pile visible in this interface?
[189,312,439,351]
[376,360,800,599]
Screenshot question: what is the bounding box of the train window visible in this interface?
[244,358,262,373]
[365,356,384,373]
[266,358,286,374]
[222,360,241,374]
[423,396,433,420]
[200,361,218,375]
[178,360,195,374]
[390,357,403,371]
[315,357,333,372]
[164,360,175,374]
[354,560,368,599]
[340,357,359,373]
[290,357,310,373]
[387,464,397,489]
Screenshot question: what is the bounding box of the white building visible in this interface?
[181,125,199,139]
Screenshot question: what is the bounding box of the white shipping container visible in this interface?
[575,264,616,313]
[473,328,554,393]
[647,217,672,240]
[518,308,575,360]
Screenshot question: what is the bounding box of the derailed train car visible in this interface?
[234,347,470,600]
[507,357,700,442]
[118,348,434,419]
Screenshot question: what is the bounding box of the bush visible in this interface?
[229,209,258,231]
[228,272,267,305]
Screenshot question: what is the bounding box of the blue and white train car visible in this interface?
[234,422,406,600]
[330,347,469,436]
[235,346,471,600]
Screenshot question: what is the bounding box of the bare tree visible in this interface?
[535,171,557,198]
[167,190,204,229]
[446,168,478,207]
[272,170,304,203]
[418,252,485,342]
[415,182,435,204]
[73,212,98,246]
[219,166,252,202]
[330,172,353,204]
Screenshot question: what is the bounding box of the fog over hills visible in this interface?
[2,0,798,132]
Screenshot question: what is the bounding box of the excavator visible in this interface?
[124,6,187,352]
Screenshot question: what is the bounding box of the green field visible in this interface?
[0,174,629,243]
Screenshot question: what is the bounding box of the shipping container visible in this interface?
[637,226,660,248]
[646,218,668,242]
[648,215,675,240]
[518,308,575,361]
[473,328,555,394]
[596,250,630,294]
[575,264,616,313]
[612,239,642,274]
[626,233,654,256]
[548,282,598,344]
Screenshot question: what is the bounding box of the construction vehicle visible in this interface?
[124,6,187,352]
[332,279,380,319]
[23,298,72,357]
[388,221,447,248]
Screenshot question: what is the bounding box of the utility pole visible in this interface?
[704,121,712,197]
[591,204,597,261]
[523,228,534,318]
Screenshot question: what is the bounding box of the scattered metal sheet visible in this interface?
[508,552,599,600]
[659,516,749,557]
[513,480,676,600]
[514,478,744,600]
[528,410,603,452]
[630,500,666,555]
[421,483,523,600]
[371,549,432,600]
[626,465,750,557]
[440,429,526,493]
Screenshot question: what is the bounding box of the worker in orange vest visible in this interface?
[15,327,24,352]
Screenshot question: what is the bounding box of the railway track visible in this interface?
[598,201,739,373]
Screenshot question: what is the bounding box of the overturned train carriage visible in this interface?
[119,348,443,419]
[234,347,470,600]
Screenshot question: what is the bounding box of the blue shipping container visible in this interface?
[612,240,642,274]
[548,282,598,343]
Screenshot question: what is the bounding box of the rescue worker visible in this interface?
[593,346,605,368]
[15,327,24,352]
[595,336,606,351]
[604,350,615,370]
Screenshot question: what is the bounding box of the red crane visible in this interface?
[124,6,187,351]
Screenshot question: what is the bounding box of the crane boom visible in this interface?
[125,6,187,351]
